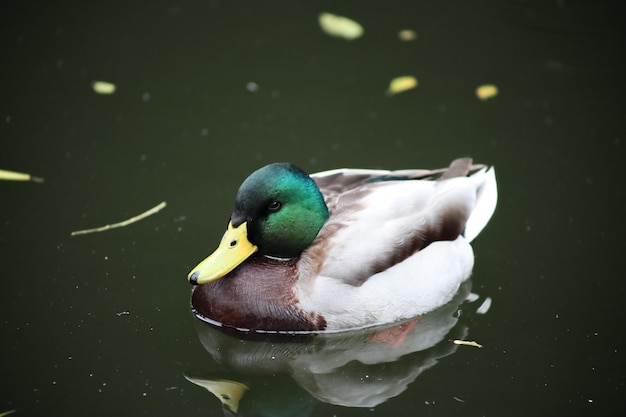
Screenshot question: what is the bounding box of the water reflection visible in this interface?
[186,280,485,415]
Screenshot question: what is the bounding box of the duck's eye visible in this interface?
[268,201,282,212]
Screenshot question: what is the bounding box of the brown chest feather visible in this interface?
[191,256,327,332]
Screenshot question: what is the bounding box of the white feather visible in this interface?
[296,163,497,330]
[464,167,497,242]
[298,237,474,330]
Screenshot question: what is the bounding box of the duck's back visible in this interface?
[304,158,497,286]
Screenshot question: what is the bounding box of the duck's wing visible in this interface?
[304,158,496,286]
[311,158,486,212]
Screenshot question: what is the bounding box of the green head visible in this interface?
[230,163,329,258]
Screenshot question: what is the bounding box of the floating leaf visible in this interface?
[92,80,116,95]
[453,339,483,348]
[0,169,44,183]
[475,84,498,100]
[71,201,167,236]
[398,29,417,41]
[386,76,418,96]
[185,376,249,414]
[319,12,363,40]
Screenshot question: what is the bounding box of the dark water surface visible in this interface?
[1,1,624,416]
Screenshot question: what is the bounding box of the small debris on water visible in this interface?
[475,84,498,100]
[71,201,167,236]
[452,339,483,348]
[0,168,44,183]
[398,29,417,41]
[319,12,363,40]
[92,80,116,95]
[476,297,492,314]
[386,76,418,96]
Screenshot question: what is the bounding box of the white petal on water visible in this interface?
[476,297,492,315]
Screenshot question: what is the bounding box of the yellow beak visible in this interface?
[188,221,258,285]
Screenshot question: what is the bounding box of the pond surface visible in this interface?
[1,1,624,416]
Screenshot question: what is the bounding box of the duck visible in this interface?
[187,157,497,333]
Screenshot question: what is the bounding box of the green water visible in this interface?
[1,1,623,416]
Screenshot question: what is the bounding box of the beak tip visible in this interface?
[189,271,199,285]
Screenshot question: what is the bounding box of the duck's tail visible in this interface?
[463,165,498,243]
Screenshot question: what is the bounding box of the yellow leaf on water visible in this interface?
[319,12,363,40]
[475,84,498,100]
[92,80,116,95]
[386,76,418,96]
[453,339,483,348]
[398,29,418,41]
[185,376,249,414]
[0,169,44,182]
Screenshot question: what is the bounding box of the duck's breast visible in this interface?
[191,256,327,332]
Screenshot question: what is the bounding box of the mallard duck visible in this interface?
[188,158,497,332]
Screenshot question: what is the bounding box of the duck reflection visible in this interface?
[186,280,485,415]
